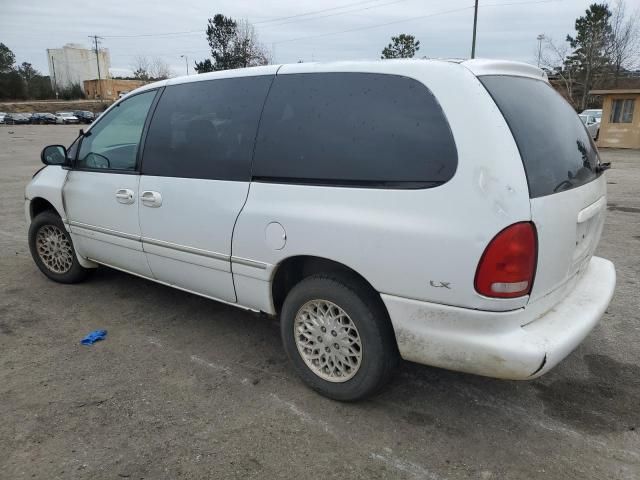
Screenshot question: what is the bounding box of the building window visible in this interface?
[610,98,635,123]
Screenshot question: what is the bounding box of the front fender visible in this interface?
[25,166,68,222]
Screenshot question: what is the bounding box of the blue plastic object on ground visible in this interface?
[80,329,107,345]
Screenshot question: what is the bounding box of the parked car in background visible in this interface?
[581,108,602,120]
[580,114,600,140]
[0,112,6,124]
[26,60,616,401]
[54,112,79,124]
[73,110,95,124]
[4,113,31,125]
[31,113,57,125]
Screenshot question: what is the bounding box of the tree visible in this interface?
[18,62,37,83]
[608,0,640,84]
[131,55,151,80]
[205,14,240,71]
[0,43,15,73]
[540,37,578,107]
[195,14,271,72]
[234,19,270,68]
[566,3,613,110]
[381,34,420,59]
[194,59,214,73]
[18,62,53,99]
[131,55,172,80]
[150,57,172,79]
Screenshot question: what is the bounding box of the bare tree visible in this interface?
[234,19,271,67]
[608,0,640,84]
[131,54,151,80]
[539,37,577,107]
[131,55,173,80]
[150,57,173,79]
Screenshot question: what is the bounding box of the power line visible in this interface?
[253,0,395,24]
[257,0,412,29]
[100,0,410,38]
[273,0,560,45]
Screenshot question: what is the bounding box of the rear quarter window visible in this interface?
[252,72,457,188]
[480,75,600,198]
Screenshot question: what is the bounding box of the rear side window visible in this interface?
[141,75,273,181]
[252,73,457,188]
[480,75,599,198]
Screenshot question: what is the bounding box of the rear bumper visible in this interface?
[382,256,616,379]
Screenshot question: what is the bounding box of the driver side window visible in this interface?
[76,90,156,171]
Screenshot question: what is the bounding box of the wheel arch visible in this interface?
[29,197,60,220]
[270,255,388,317]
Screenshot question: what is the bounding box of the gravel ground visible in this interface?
[1,125,639,480]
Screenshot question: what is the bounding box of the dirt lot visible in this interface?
[0,100,112,114]
[1,125,639,480]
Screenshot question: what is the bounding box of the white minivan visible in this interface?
[27,59,616,401]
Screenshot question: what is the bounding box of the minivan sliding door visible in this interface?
[138,73,275,303]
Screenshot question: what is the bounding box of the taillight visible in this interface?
[474,222,537,298]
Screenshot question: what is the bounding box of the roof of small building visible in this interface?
[590,89,640,95]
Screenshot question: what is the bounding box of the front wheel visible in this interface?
[280,274,398,401]
[28,211,91,283]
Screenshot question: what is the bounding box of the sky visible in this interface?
[1,0,637,77]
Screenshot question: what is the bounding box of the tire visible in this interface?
[280,273,398,401]
[28,210,91,284]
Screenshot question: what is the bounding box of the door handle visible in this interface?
[115,188,135,204]
[141,190,162,208]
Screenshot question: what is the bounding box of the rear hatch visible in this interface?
[480,75,607,303]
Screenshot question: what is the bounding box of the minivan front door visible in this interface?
[137,73,275,303]
[64,90,158,276]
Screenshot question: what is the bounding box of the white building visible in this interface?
[47,43,110,92]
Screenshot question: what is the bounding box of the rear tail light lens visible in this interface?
[474,222,537,298]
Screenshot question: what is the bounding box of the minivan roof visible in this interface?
[129,58,548,96]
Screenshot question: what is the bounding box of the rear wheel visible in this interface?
[28,211,91,283]
[280,274,398,401]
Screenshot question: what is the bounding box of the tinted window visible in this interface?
[141,76,273,181]
[480,76,599,198]
[76,90,156,171]
[252,73,457,187]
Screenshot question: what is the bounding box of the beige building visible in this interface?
[590,89,640,149]
[83,79,147,101]
[47,44,110,92]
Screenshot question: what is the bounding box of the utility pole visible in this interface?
[180,55,189,75]
[89,35,103,99]
[536,34,545,68]
[50,55,59,99]
[471,0,479,59]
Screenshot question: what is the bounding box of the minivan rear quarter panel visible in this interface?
[232,61,532,313]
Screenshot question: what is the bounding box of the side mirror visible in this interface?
[41,145,68,166]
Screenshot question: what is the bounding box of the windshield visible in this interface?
[480,75,600,198]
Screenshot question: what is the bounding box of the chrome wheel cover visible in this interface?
[294,299,363,383]
[36,225,73,274]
